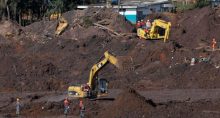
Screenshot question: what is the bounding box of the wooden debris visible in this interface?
[93,23,121,36]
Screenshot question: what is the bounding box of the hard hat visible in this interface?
[141,20,143,21]
[147,20,150,22]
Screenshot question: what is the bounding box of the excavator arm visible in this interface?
[87,51,119,87]
[149,19,171,42]
[68,51,120,99]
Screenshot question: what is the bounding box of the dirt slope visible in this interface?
[2,6,220,118]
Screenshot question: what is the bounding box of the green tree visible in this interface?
[195,0,210,8]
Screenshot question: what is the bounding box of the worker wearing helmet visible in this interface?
[16,98,21,116]
[146,19,151,29]
[79,99,83,110]
[140,20,145,28]
[64,97,70,116]
[212,38,217,51]
[136,21,141,29]
[79,99,85,118]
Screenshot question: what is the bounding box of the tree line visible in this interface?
[0,0,101,26]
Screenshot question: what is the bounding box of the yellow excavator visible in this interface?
[137,19,171,42]
[49,12,61,20]
[68,51,121,99]
[55,17,68,35]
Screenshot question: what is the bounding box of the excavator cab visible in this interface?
[155,26,166,36]
[97,78,108,95]
[88,77,109,98]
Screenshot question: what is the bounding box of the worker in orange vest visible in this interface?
[79,99,83,109]
[79,99,85,118]
[64,97,70,116]
[212,38,217,51]
[144,29,149,33]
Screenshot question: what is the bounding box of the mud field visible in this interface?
[1,7,220,118]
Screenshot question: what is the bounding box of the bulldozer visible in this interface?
[137,19,171,42]
[68,51,122,99]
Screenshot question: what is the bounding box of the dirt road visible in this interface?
[138,89,220,103]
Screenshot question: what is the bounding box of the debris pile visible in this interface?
[2,6,220,118]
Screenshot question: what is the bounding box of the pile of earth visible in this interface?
[2,6,220,93]
[156,7,220,48]
[97,89,154,118]
[82,8,134,33]
[129,6,220,90]
[146,7,220,48]
[2,6,220,118]
[61,7,135,41]
[0,20,24,40]
[0,8,137,92]
[90,89,220,118]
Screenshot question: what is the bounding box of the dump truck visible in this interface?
[137,19,171,42]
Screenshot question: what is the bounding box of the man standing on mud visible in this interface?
[16,98,21,116]
[212,38,217,51]
[64,97,70,116]
[79,99,85,118]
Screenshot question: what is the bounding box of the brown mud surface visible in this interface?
[1,7,220,118]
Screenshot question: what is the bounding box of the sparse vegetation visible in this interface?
[175,2,196,11]
[174,0,210,11]
[194,0,210,8]
[83,16,93,28]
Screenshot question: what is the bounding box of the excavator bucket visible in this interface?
[115,56,135,71]
[55,17,68,35]
[104,51,134,71]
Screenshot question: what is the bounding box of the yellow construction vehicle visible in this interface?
[49,12,61,20]
[68,51,121,99]
[55,17,68,35]
[137,19,171,42]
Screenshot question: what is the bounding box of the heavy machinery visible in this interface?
[49,12,61,20]
[137,19,171,42]
[55,17,68,35]
[68,51,121,99]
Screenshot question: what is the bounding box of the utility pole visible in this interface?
[106,0,111,8]
[118,0,121,12]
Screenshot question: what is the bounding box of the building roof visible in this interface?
[77,0,171,9]
[121,0,170,6]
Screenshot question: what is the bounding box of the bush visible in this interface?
[175,3,195,11]
[194,0,210,8]
[83,16,93,28]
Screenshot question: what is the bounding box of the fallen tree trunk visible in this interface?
[93,23,121,36]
